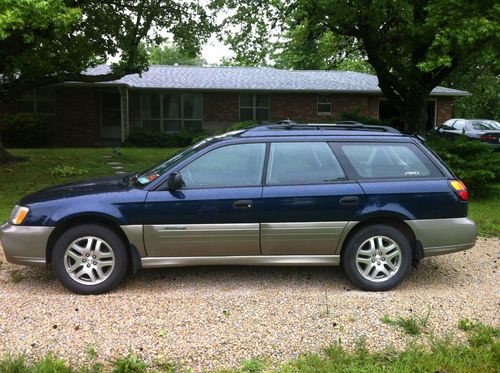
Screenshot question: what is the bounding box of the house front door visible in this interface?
[99,90,122,140]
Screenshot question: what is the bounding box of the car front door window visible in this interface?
[181,143,266,188]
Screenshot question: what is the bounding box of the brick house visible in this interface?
[1,65,468,146]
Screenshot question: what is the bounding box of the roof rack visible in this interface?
[262,120,399,133]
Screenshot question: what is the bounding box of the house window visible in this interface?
[16,87,55,114]
[240,94,269,121]
[141,92,203,132]
[317,95,332,115]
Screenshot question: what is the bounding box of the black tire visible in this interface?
[51,224,128,294]
[342,224,412,291]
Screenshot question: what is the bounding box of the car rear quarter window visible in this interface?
[266,142,345,185]
[338,142,442,179]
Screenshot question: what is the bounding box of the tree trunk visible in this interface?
[0,139,15,164]
[400,96,429,133]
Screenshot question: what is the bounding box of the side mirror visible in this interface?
[167,172,184,190]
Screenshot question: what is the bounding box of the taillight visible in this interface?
[449,179,469,201]
[480,134,496,141]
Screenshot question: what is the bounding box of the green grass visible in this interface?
[381,308,431,335]
[0,324,498,373]
[0,148,498,237]
[468,187,500,237]
[0,148,180,222]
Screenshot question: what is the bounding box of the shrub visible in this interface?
[225,120,258,132]
[426,134,500,197]
[0,114,57,148]
[125,127,208,148]
[339,111,394,127]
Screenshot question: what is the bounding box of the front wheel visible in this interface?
[342,224,412,291]
[51,224,128,294]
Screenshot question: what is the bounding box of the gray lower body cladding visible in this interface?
[0,218,476,267]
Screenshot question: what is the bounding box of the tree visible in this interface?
[147,43,207,66]
[214,0,500,132]
[445,62,499,120]
[0,0,213,162]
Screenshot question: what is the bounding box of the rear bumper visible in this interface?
[405,218,476,257]
[0,222,53,266]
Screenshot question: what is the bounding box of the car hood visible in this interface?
[18,174,132,205]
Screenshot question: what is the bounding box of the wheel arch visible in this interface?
[338,215,423,266]
[46,214,142,274]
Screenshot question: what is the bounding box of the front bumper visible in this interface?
[405,217,477,257]
[0,222,54,266]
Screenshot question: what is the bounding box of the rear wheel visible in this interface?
[51,224,128,294]
[342,224,412,291]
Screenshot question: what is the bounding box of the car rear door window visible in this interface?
[266,142,345,185]
[181,143,266,188]
[339,143,442,179]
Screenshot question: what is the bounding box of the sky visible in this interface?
[201,36,233,65]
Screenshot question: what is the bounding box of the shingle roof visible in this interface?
[84,65,468,96]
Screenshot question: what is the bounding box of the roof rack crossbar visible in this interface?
[258,121,399,133]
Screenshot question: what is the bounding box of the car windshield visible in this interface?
[471,120,500,130]
[129,130,245,188]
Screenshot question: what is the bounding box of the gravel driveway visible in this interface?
[0,238,498,371]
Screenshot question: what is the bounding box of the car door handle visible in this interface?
[340,196,359,206]
[233,200,253,209]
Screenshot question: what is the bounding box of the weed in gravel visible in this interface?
[458,318,500,347]
[152,360,177,373]
[158,329,167,337]
[0,260,3,270]
[85,345,98,360]
[241,358,266,372]
[9,270,25,283]
[381,307,431,335]
[112,355,147,373]
[222,310,231,317]
[0,354,27,371]
[36,269,55,282]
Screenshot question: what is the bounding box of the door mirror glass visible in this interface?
[167,172,184,190]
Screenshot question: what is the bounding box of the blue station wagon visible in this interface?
[0,123,477,294]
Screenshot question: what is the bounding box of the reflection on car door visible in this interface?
[143,143,266,257]
[260,142,364,255]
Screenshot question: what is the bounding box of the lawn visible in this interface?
[0,148,180,221]
[0,148,498,237]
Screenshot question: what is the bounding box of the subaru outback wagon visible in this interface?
[0,123,476,294]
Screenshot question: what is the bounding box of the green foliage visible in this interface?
[9,270,25,283]
[215,0,500,132]
[381,308,431,335]
[125,128,208,148]
[445,63,499,120]
[241,358,266,373]
[339,112,392,127]
[426,135,500,197]
[112,355,147,373]
[0,0,213,101]
[468,188,500,237]
[279,334,500,373]
[458,319,500,348]
[50,165,88,177]
[225,121,258,132]
[0,114,57,148]
[147,42,206,66]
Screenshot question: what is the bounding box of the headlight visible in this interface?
[9,205,30,225]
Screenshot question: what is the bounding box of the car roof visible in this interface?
[235,122,405,139]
